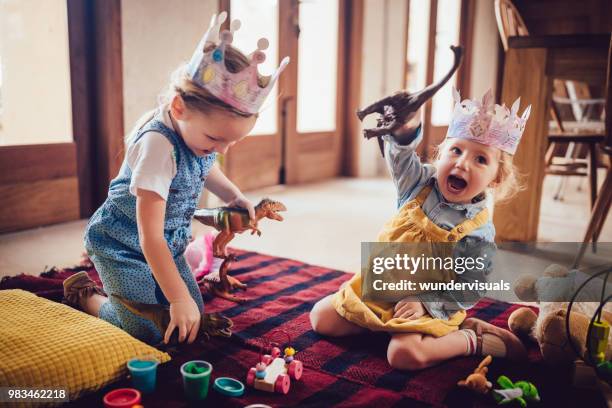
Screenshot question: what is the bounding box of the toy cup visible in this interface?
[103,388,141,408]
[127,355,160,394]
[181,360,212,400]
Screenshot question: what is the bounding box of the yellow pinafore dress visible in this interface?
[332,184,489,337]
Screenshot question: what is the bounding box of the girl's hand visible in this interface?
[228,194,255,221]
[165,298,201,344]
[393,297,426,320]
[391,107,422,144]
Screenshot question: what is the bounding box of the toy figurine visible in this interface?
[255,362,267,379]
[112,294,233,347]
[246,331,303,394]
[356,46,462,156]
[194,198,286,302]
[457,355,493,394]
[284,347,295,363]
[493,375,540,407]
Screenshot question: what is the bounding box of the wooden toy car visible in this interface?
[246,346,303,394]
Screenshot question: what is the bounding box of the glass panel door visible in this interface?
[230,0,279,136]
[405,0,430,93]
[0,0,73,145]
[0,0,80,232]
[222,0,284,191]
[430,0,461,126]
[296,0,339,133]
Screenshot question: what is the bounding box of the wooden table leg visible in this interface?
[574,169,612,267]
[493,47,552,241]
[588,143,598,209]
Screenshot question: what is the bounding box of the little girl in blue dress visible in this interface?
[63,13,289,345]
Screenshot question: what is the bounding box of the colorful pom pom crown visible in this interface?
[187,12,290,115]
[447,88,531,155]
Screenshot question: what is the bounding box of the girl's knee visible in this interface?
[310,296,348,336]
[309,298,333,335]
[387,337,428,370]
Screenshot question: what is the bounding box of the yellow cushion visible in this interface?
[0,289,170,404]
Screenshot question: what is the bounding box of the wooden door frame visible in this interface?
[342,0,365,177]
[69,0,124,214]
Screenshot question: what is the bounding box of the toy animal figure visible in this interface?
[356,45,463,155]
[194,198,286,302]
[112,294,233,348]
[457,355,493,394]
[492,375,540,407]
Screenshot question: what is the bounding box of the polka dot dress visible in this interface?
[84,114,217,344]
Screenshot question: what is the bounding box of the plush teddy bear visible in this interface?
[508,264,611,365]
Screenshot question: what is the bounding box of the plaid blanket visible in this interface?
[0,250,596,407]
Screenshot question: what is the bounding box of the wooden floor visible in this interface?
[0,174,610,278]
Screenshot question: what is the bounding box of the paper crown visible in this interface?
[187,12,290,114]
[446,88,531,155]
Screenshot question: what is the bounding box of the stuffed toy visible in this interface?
[508,264,612,364]
[457,355,493,394]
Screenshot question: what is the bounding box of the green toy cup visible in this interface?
[180,360,212,400]
[127,355,159,394]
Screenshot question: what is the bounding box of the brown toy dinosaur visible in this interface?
[193,198,286,302]
[457,355,493,394]
[356,45,463,155]
[112,294,233,348]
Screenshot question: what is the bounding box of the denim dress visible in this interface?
[84,112,217,344]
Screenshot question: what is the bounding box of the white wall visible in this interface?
[121,0,218,133]
[0,0,73,145]
[359,0,408,177]
[469,0,499,99]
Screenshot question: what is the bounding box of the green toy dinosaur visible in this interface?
[194,198,286,302]
[493,375,540,407]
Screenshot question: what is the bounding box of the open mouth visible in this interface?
[447,174,467,194]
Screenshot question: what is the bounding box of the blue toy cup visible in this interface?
[127,355,160,394]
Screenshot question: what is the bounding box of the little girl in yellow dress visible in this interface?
[310,89,530,370]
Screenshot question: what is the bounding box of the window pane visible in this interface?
[405,0,430,92]
[296,0,338,133]
[431,0,461,127]
[0,0,73,146]
[230,0,279,136]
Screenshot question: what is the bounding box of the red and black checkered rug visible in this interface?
[1,250,597,407]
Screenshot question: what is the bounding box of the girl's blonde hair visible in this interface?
[126,43,268,142]
[435,139,523,203]
[490,151,523,203]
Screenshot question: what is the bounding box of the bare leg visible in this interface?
[81,294,109,317]
[310,295,366,337]
[387,330,468,370]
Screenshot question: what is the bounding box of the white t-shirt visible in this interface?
[126,107,178,201]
